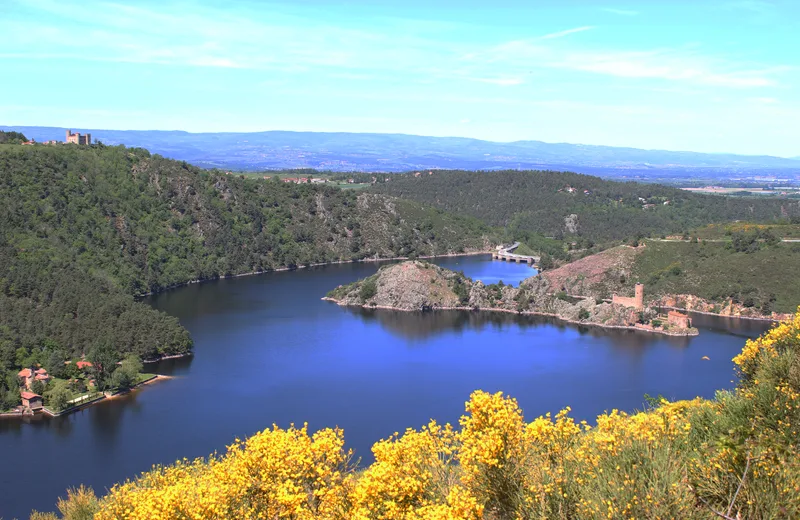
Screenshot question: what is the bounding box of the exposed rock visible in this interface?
[564,214,579,234]
[652,294,792,322]
[539,245,642,299]
[325,260,698,336]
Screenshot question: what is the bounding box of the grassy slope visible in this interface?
[632,241,800,313]
[694,222,800,239]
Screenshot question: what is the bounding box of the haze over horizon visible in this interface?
[2,0,799,157]
[8,124,800,161]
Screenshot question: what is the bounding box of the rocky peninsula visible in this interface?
[324,260,699,336]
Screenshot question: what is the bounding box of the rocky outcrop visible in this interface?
[652,294,792,322]
[326,261,464,310]
[325,260,698,336]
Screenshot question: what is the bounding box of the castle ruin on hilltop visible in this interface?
[65,129,91,145]
[612,283,644,310]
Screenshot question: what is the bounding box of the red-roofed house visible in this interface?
[76,361,93,370]
[18,368,33,388]
[21,392,43,411]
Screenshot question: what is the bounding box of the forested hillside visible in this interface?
[372,170,800,242]
[0,143,495,393]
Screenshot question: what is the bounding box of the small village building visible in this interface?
[34,368,51,383]
[76,361,93,370]
[21,392,43,412]
[18,368,33,388]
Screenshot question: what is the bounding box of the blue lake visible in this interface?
[0,255,771,519]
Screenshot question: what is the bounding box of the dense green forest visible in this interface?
[0,143,496,407]
[372,170,800,243]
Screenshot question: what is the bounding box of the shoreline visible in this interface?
[136,250,493,298]
[321,298,700,337]
[142,352,194,364]
[657,305,785,324]
[9,252,490,422]
[4,375,171,420]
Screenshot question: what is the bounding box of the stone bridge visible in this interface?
[491,242,540,265]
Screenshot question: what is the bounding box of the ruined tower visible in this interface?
[634,283,644,310]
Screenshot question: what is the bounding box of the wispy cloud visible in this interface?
[601,8,639,16]
[538,26,594,40]
[4,0,788,95]
[558,51,777,87]
[480,40,783,89]
[471,77,524,86]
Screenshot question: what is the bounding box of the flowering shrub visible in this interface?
[43,307,800,520]
[96,424,353,520]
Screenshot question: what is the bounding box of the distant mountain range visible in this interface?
[4,126,799,180]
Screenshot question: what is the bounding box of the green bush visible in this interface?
[359,278,378,302]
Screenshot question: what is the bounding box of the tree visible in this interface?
[88,342,120,391]
[0,130,27,144]
[359,278,378,303]
[110,355,143,390]
[45,349,69,379]
[31,378,46,396]
[46,384,71,411]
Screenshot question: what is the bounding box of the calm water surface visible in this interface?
[0,255,771,518]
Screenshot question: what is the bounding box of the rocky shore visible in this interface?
[324,261,699,336]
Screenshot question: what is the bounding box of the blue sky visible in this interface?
[1,0,798,156]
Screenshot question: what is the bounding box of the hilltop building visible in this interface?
[612,283,644,310]
[65,129,92,145]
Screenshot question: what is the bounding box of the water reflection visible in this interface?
[347,306,694,350]
[148,353,195,375]
[686,312,775,339]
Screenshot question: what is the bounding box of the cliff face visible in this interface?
[325,261,691,334]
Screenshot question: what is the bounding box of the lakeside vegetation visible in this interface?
[31,309,800,519]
